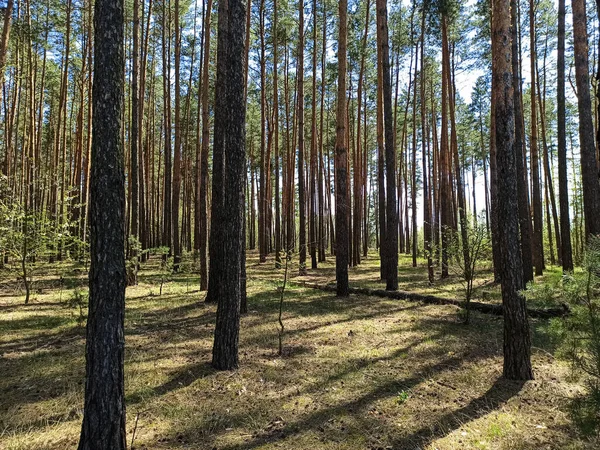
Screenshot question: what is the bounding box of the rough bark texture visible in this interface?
[557,0,574,272]
[206,0,229,303]
[199,0,213,291]
[211,0,246,371]
[335,0,349,297]
[572,0,600,238]
[298,0,307,275]
[529,0,544,275]
[78,0,127,446]
[492,0,533,381]
[377,0,398,291]
[511,0,533,284]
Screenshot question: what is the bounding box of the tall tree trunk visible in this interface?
[274,0,281,265]
[335,0,349,297]
[572,0,600,238]
[198,0,213,291]
[259,0,267,263]
[297,0,307,275]
[376,34,386,280]
[377,0,398,290]
[129,0,140,282]
[161,0,173,252]
[558,0,573,271]
[0,0,14,113]
[212,0,246,371]
[511,0,533,284]
[420,10,433,284]
[492,0,533,381]
[529,0,544,275]
[78,0,127,445]
[206,0,229,303]
[171,0,183,269]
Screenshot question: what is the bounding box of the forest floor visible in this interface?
[0,251,596,449]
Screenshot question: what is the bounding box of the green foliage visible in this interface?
[66,288,88,326]
[396,389,411,405]
[152,246,174,296]
[526,237,600,435]
[447,217,491,323]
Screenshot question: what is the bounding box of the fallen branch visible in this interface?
[295,281,569,319]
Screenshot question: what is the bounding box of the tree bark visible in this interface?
[297,0,307,275]
[511,0,533,284]
[557,0,573,271]
[335,0,349,297]
[492,0,533,381]
[212,0,246,371]
[78,0,127,446]
[377,0,397,290]
[572,0,600,238]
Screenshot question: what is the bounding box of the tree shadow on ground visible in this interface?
[390,377,526,449]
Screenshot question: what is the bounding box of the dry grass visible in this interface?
[0,251,596,449]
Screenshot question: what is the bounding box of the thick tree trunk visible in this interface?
[377,0,398,290]
[492,0,533,381]
[335,0,349,297]
[212,0,246,371]
[78,0,127,446]
[572,0,600,238]
[511,0,533,284]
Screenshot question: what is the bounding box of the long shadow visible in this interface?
[390,377,526,449]
[217,352,487,450]
[127,361,217,405]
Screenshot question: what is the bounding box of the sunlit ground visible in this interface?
[0,251,595,449]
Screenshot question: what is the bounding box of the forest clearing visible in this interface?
[0,253,593,450]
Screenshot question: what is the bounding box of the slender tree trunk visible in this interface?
[161,0,173,252]
[529,0,544,275]
[0,0,14,114]
[206,0,229,303]
[558,0,573,271]
[273,0,281,265]
[376,35,386,280]
[297,0,307,275]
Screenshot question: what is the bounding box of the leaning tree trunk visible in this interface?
[492,0,533,381]
[78,0,127,446]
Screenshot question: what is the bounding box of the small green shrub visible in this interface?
[526,237,600,435]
